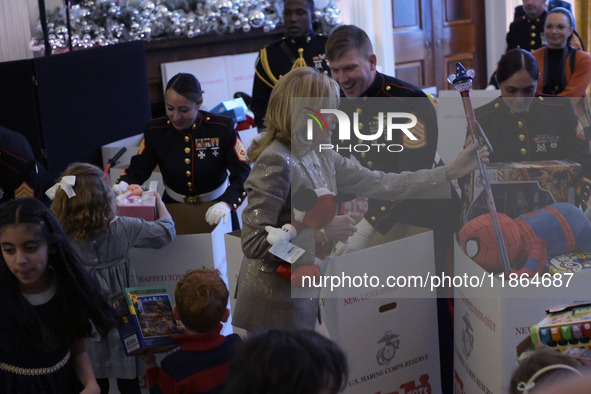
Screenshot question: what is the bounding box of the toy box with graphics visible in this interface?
[529,302,591,351]
[546,251,591,274]
[452,241,589,394]
[110,286,181,356]
[320,226,442,393]
[460,160,582,225]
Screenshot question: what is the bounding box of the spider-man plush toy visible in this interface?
[459,202,591,276]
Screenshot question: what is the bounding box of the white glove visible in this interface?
[112,181,129,195]
[332,218,376,256]
[205,202,232,225]
[265,224,297,245]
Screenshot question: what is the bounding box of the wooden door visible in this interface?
[392,0,487,90]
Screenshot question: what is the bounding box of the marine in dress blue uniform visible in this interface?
[333,72,460,237]
[251,32,330,129]
[472,95,591,200]
[117,111,250,211]
[507,10,547,52]
[474,95,589,164]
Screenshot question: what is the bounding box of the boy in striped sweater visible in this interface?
[140,268,242,394]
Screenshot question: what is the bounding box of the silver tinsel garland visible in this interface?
[30,0,341,52]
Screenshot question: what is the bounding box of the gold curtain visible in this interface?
[574,0,591,97]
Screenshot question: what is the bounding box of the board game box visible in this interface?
[110,286,180,356]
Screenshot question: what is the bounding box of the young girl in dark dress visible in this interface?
[0,197,118,393]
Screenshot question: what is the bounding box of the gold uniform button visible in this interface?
[184,147,191,154]
[233,204,237,209]
[323,70,328,74]
[186,171,191,177]
[385,86,391,91]
[517,121,524,128]
[538,96,544,101]
[358,123,364,130]
[380,206,386,212]
[242,191,246,196]
[205,116,210,121]
[521,148,527,155]
[187,182,193,188]
[238,198,242,203]
[184,158,190,164]
[531,32,536,37]
[184,136,190,142]
[167,120,171,125]
[531,25,536,30]
[519,134,526,142]
[356,107,362,114]
[530,40,535,46]
[494,103,500,108]
[361,152,367,159]
[371,216,376,222]
[367,161,374,168]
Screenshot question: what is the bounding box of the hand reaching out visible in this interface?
[446,141,489,181]
[323,213,357,243]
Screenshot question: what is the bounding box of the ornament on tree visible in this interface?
[30,0,342,52]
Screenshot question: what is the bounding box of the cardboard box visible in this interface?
[110,286,180,356]
[224,230,247,338]
[160,52,258,111]
[452,240,591,394]
[461,160,582,225]
[320,226,442,393]
[130,215,234,337]
[101,134,144,170]
[101,134,165,195]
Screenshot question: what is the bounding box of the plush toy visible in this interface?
[265,188,354,286]
[459,202,591,276]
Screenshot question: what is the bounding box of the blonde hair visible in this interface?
[248,67,340,162]
[51,162,116,242]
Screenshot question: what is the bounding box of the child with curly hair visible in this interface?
[49,162,176,394]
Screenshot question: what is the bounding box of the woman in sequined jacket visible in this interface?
[231,67,488,332]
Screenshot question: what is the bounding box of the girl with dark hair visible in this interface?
[116,72,251,229]
[468,48,591,177]
[0,197,119,393]
[50,162,175,394]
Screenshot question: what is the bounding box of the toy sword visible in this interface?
[448,62,512,273]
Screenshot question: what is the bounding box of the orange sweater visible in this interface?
[533,46,591,98]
